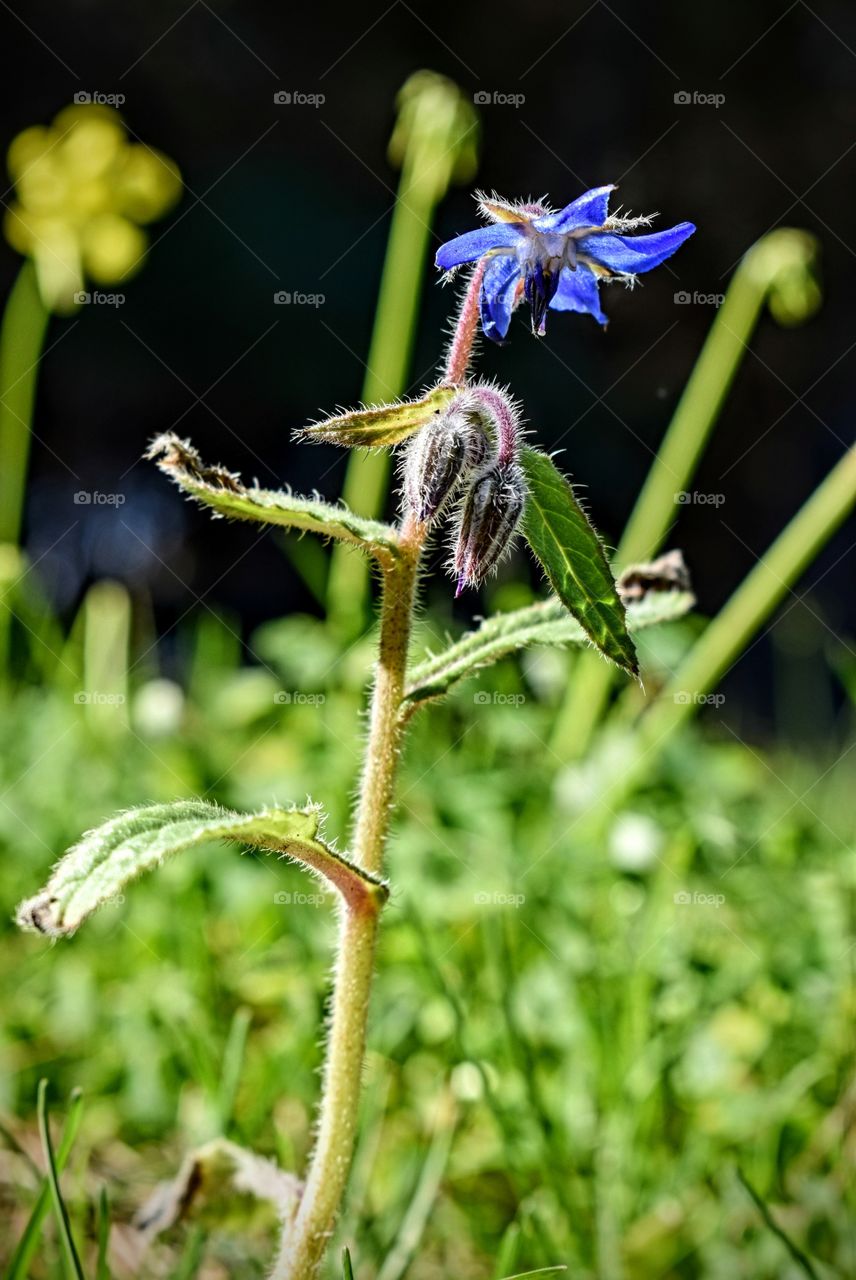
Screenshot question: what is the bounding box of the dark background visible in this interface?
[2,0,854,734]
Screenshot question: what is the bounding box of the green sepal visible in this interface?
[298,384,457,449]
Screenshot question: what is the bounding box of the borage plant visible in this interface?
[17,185,696,1278]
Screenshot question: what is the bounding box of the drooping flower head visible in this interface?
[435,186,695,341]
[399,383,527,595]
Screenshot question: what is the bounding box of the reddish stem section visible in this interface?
[443,260,486,385]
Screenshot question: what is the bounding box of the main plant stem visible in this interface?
[274,528,422,1279]
[276,270,481,1277]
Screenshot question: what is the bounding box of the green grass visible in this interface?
[1,603,854,1279]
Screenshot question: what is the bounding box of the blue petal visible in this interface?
[480,254,520,343]
[577,222,696,274]
[435,224,523,270]
[533,185,616,234]
[549,264,608,326]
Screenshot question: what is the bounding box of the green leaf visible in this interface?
[520,447,637,676]
[16,800,387,938]
[405,590,694,704]
[298,384,457,449]
[342,1248,355,1280]
[147,434,399,563]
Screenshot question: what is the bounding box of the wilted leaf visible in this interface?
[136,1139,300,1238]
[520,447,637,676]
[617,549,691,604]
[147,433,399,562]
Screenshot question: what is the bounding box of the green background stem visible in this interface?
[588,440,856,822]
[0,263,51,546]
[645,439,856,744]
[326,69,478,639]
[551,229,820,759]
[325,149,439,640]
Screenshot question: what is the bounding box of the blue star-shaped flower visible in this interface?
[435,187,695,342]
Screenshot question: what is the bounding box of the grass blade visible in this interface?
[737,1169,820,1280]
[95,1188,111,1280]
[5,1087,84,1280]
[217,1006,252,1134]
[498,1270,567,1280]
[376,1106,456,1280]
[37,1079,86,1280]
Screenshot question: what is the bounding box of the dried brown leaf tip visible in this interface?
[617,550,692,604]
[146,432,244,493]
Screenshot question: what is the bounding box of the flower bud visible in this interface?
[453,459,526,594]
[402,407,491,523]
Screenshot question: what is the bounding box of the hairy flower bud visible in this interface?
[402,406,491,523]
[452,459,526,595]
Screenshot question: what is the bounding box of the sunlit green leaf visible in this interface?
[520,447,637,676]
[16,800,387,937]
[405,590,693,703]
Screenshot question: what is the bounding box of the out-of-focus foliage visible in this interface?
[3,104,181,313]
[1,583,853,1278]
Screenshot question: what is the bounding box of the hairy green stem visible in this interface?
[276,259,480,1274]
[274,522,422,1278]
[0,262,51,545]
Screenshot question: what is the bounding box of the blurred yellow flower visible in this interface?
[4,103,181,314]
